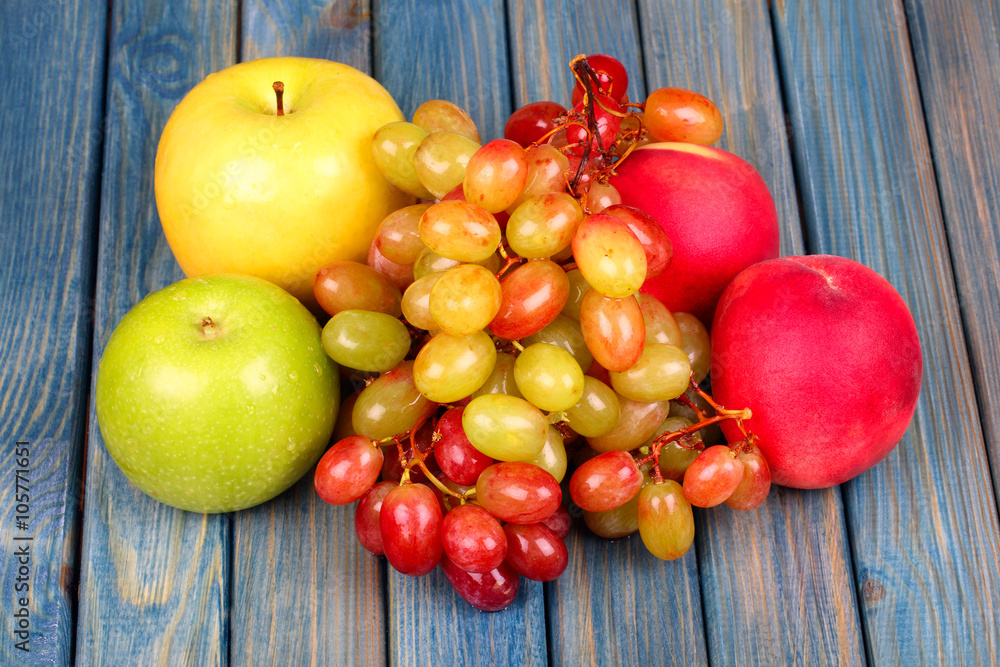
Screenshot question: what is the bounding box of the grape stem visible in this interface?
[631,375,755,481]
[391,413,475,501]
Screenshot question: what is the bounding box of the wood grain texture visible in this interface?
[903,0,1000,504]
[505,2,706,663]
[638,3,865,664]
[373,2,548,661]
[232,4,385,664]
[772,0,1000,663]
[0,2,108,664]
[374,0,512,141]
[75,1,237,664]
[506,0,646,108]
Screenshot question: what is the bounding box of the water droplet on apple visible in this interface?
[246,405,255,414]
[259,374,267,381]
[313,364,321,374]
[288,372,298,381]
[154,337,164,344]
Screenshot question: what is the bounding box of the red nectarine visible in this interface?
[710,255,922,489]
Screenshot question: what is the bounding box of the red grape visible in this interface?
[541,504,572,539]
[463,139,530,213]
[725,444,772,511]
[379,483,443,576]
[314,435,384,505]
[682,445,744,508]
[644,87,724,145]
[355,481,395,555]
[503,522,569,581]
[567,94,623,153]
[489,259,570,340]
[441,504,507,573]
[441,554,520,612]
[434,407,494,485]
[504,101,567,147]
[475,462,562,524]
[571,54,630,105]
[569,450,643,512]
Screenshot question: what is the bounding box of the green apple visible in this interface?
[154,57,413,310]
[95,274,340,513]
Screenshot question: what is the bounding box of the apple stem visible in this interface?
[273,81,284,116]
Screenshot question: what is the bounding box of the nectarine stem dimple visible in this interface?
[272,81,284,116]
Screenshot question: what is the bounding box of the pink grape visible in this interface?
[725,444,772,511]
[355,481,395,555]
[579,289,644,372]
[604,204,673,279]
[475,462,562,524]
[637,294,682,346]
[367,242,414,291]
[508,144,571,211]
[572,214,647,297]
[418,201,501,263]
[434,407,494,485]
[637,481,695,560]
[674,312,711,383]
[314,260,403,317]
[587,397,669,453]
[314,435,384,505]
[569,450,642,512]
[682,445,744,508]
[374,204,431,265]
[504,101,567,147]
[441,555,519,612]
[441,504,508,573]
[489,260,570,340]
[506,193,584,259]
[503,522,569,581]
[352,361,435,441]
[379,483,443,576]
[582,182,621,214]
[463,139,530,213]
[541,504,572,539]
[412,99,480,142]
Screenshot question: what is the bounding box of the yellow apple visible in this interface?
[155,57,413,308]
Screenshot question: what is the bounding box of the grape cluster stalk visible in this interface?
[311,54,771,611]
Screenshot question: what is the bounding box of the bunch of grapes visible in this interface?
[311,55,771,611]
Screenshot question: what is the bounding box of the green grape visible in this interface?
[637,481,695,560]
[674,312,711,383]
[462,394,548,461]
[638,294,682,346]
[353,361,435,440]
[401,272,444,330]
[463,139,529,213]
[471,352,522,399]
[529,426,568,483]
[564,376,620,437]
[507,193,584,259]
[413,131,480,199]
[561,269,592,321]
[523,313,593,371]
[412,99,480,142]
[321,310,411,373]
[610,344,691,402]
[572,214,647,297]
[418,201,501,263]
[587,397,669,453]
[371,122,434,199]
[513,343,585,413]
[429,264,502,336]
[507,144,571,212]
[413,247,500,280]
[653,416,703,484]
[375,204,430,265]
[413,330,496,403]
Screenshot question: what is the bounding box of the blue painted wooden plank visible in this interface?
[374,0,513,141]
[231,2,386,664]
[637,2,866,664]
[373,3,547,663]
[903,0,1000,505]
[506,0,646,108]
[0,2,108,664]
[505,2,708,664]
[74,2,238,664]
[772,0,1000,663]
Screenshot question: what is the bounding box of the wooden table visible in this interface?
[3,0,999,664]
